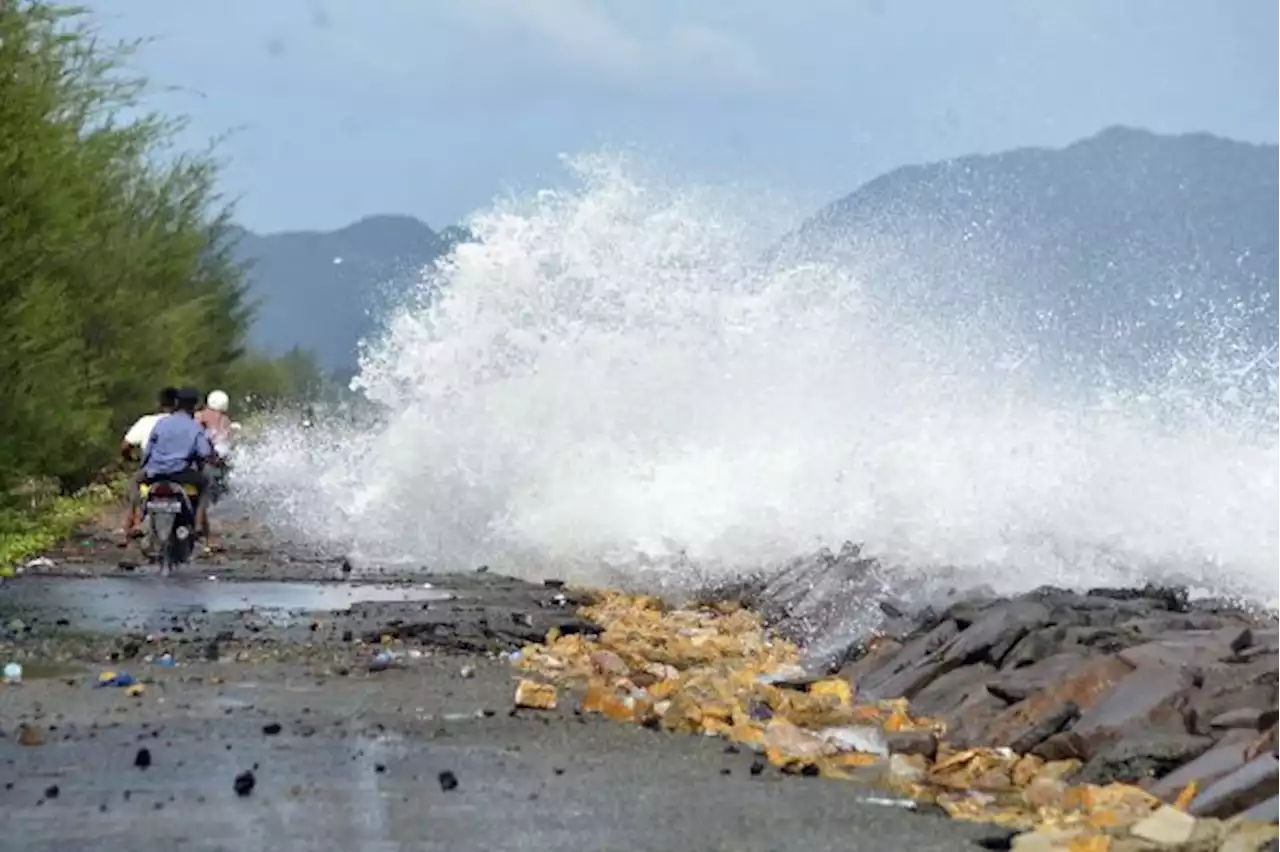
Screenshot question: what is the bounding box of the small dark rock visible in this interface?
[374,763,386,774]
[971,828,1018,850]
[878,600,906,619]
[233,770,256,797]
[719,768,731,776]
[134,748,152,769]
[543,579,565,589]
[911,802,950,819]
[749,759,766,776]
[44,784,59,799]
[262,723,282,736]
[438,770,458,791]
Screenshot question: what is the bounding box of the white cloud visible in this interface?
[449,0,769,90]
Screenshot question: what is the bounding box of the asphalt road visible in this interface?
[0,659,997,852]
[0,504,998,852]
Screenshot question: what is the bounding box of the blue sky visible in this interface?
[88,0,1278,233]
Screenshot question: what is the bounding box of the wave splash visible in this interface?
[236,154,1279,606]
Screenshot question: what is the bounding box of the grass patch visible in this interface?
[0,479,123,575]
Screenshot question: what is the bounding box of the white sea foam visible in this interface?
[236,154,1279,607]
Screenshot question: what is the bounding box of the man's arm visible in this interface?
[122,417,148,458]
[194,427,216,463]
[120,417,147,457]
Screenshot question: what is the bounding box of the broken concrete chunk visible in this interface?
[1074,732,1214,786]
[857,620,960,700]
[1130,805,1197,845]
[1235,794,1278,826]
[589,649,628,676]
[1148,730,1253,801]
[981,655,1133,750]
[937,601,1052,667]
[887,753,928,786]
[1069,663,1197,750]
[885,729,938,760]
[514,679,557,710]
[820,725,889,757]
[1211,708,1278,732]
[1188,755,1280,819]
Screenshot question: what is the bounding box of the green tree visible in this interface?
[0,1,310,497]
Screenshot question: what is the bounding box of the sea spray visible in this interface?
[235,154,1279,609]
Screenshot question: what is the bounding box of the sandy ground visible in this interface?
[0,506,998,852]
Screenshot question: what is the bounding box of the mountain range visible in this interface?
[233,126,1278,379]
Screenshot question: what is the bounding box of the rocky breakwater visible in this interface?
[512,549,1278,851]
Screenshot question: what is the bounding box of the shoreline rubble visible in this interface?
[513,559,1279,851]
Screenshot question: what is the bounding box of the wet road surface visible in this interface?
[0,504,998,851]
[0,659,994,852]
[1,576,452,633]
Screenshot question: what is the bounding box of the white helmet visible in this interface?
[206,389,230,413]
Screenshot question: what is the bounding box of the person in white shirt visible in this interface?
[196,389,234,455]
[118,386,178,540]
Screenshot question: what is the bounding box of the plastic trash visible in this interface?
[96,671,137,688]
[156,653,175,667]
[368,650,402,672]
[3,662,22,684]
[755,664,809,685]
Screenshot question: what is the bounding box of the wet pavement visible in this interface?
[0,577,453,633]
[0,505,1001,851]
[3,720,990,852]
[0,638,994,852]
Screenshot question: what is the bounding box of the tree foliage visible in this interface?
[0,2,317,494]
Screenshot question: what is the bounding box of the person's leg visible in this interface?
[193,468,216,550]
[119,470,145,544]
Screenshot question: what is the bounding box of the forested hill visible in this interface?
[784,126,1279,381]
[231,216,450,372]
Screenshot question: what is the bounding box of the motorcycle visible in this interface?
[139,478,202,576]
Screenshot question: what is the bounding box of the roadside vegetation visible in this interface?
[0,2,320,565]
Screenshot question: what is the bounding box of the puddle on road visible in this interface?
[0,576,453,631]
